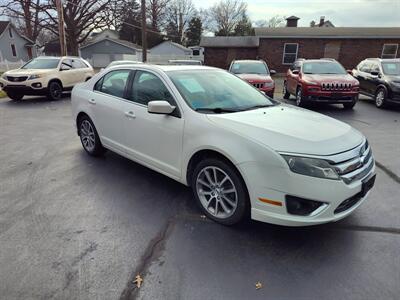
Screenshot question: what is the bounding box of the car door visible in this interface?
[367,62,382,94]
[90,69,131,152]
[357,61,372,95]
[71,59,87,83]
[121,70,184,179]
[59,59,75,87]
[287,62,300,94]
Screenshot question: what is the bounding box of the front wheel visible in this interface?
[78,116,106,156]
[7,92,24,101]
[375,88,387,108]
[296,87,307,107]
[47,81,63,101]
[191,158,249,225]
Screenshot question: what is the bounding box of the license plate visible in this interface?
[361,174,376,196]
[331,93,342,99]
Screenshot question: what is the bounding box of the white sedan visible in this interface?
[71,65,376,226]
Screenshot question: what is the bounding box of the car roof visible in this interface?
[366,58,400,62]
[35,56,83,59]
[297,59,338,63]
[232,60,264,63]
[106,64,219,72]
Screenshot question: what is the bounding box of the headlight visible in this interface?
[28,74,42,80]
[281,155,339,180]
[264,82,274,87]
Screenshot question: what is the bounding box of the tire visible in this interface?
[78,115,106,156]
[7,92,23,101]
[296,87,307,107]
[375,87,387,108]
[283,81,290,99]
[191,158,249,225]
[47,81,63,101]
[343,96,358,110]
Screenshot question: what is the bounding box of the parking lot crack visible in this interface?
[375,160,400,184]
[334,224,400,235]
[119,217,176,300]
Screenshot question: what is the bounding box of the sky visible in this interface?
[195,0,400,27]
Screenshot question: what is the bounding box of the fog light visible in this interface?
[285,195,326,216]
[32,83,42,88]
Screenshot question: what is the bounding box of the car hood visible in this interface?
[236,74,273,83]
[4,69,55,76]
[386,75,400,82]
[303,74,357,84]
[207,105,364,156]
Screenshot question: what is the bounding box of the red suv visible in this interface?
[229,60,276,98]
[283,59,360,109]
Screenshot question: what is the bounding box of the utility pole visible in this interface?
[141,0,147,62]
[56,0,67,56]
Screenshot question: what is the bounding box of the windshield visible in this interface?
[302,61,347,75]
[22,58,60,69]
[382,62,400,75]
[167,70,275,113]
[231,62,269,75]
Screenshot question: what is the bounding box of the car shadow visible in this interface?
[4,93,71,106]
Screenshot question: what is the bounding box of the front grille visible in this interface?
[321,82,352,91]
[7,76,28,82]
[330,140,374,184]
[252,83,264,89]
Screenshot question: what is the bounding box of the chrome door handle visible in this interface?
[124,111,136,119]
[88,99,96,105]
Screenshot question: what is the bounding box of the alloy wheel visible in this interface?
[195,166,238,219]
[80,120,96,152]
[296,89,302,106]
[50,83,62,100]
[376,90,385,107]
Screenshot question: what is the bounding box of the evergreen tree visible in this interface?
[185,17,202,46]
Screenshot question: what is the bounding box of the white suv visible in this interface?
[0,56,94,101]
[71,65,376,226]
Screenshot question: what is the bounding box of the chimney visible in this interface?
[319,16,325,27]
[286,16,300,27]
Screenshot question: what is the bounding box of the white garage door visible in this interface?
[92,54,111,68]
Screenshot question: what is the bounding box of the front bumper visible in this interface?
[304,90,359,103]
[237,147,375,226]
[0,77,49,95]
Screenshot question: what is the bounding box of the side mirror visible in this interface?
[270,69,276,75]
[347,69,353,75]
[292,69,300,75]
[148,100,175,115]
[370,71,380,76]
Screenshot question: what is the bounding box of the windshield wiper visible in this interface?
[194,107,240,113]
[241,104,273,111]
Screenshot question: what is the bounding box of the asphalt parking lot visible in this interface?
[0,92,399,300]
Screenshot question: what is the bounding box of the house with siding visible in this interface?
[200,17,400,73]
[80,37,144,68]
[0,21,36,62]
[150,40,192,56]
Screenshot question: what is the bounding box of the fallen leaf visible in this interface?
[255,282,262,290]
[133,274,143,288]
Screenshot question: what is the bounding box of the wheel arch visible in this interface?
[185,148,242,187]
[47,78,63,89]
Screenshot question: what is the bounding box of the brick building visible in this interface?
[200,19,400,73]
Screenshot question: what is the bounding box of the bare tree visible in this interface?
[255,15,286,28]
[208,0,247,36]
[0,0,45,42]
[165,0,196,43]
[146,0,170,31]
[40,0,112,55]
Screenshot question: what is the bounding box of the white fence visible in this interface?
[0,59,25,72]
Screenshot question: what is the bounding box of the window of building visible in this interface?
[283,43,298,65]
[8,27,13,38]
[10,44,17,57]
[381,44,398,59]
